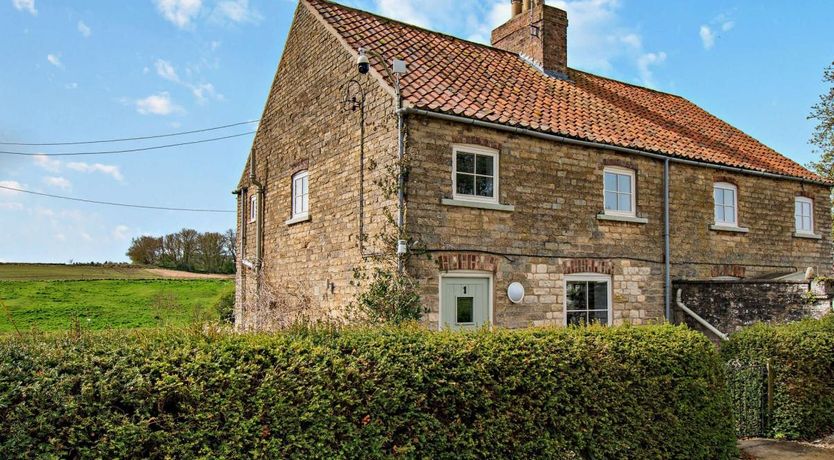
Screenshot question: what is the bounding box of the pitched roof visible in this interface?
[307,0,822,182]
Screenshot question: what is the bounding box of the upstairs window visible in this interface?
[603,167,635,216]
[795,197,814,234]
[713,182,738,227]
[249,194,257,223]
[292,170,309,219]
[453,145,498,203]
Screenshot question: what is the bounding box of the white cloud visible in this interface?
[154,59,180,82]
[213,0,262,24]
[700,13,735,50]
[47,54,63,69]
[112,225,130,241]
[135,92,183,116]
[699,25,715,50]
[66,162,124,181]
[33,154,62,172]
[43,176,72,190]
[77,20,91,37]
[0,202,23,210]
[154,0,203,28]
[374,0,431,28]
[65,82,79,89]
[152,59,222,103]
[80,231,93,242]
[12,0,36,15]
[190,82,221,102]
[636,51,666,87]
[55,233,67,242]
[0,180,24,195]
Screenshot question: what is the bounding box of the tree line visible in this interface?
[126,229,236,274]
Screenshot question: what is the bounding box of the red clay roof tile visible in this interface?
[307,0,823,182]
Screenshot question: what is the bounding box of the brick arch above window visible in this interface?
[436,253,500,273]
[448,136,504,152]
[562,259,614,275]
[602,158,638,172]
[289,159,309,176]
[712,175,738,187]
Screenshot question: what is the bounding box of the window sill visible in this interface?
[285,214,311,226]
[793,232,822,240]
[710,224,749,234]
[441,198,514,212]
[596,213,648,224]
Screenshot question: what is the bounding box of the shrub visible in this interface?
[0,325,736,459]
[721,315,834,440]
[216,288,235,324]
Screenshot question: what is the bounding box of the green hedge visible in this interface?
[0,325,736,459]
[721,315,834,440]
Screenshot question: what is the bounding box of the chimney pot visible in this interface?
[522,0,531,13]
[511,0,522,17]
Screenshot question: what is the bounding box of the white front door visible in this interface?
[440,277,490,330]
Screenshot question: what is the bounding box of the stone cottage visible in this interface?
[234,0,832,331]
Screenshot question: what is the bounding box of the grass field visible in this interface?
[0,264,234,333]
[0,263,232,281]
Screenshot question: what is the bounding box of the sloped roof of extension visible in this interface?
[306,0,823,183]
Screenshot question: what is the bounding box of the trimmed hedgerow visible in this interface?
[721,315,834,440]
[0,325,736,459]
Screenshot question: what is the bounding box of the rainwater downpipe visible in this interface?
[664,158,671,322]
[395,75,406,274]
[676,289,728,341]
[249,154,264,278]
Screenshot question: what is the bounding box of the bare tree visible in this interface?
[126,236,163,265]
[177,228,200,270]
[224,229,237,265]
[197,232,226,273]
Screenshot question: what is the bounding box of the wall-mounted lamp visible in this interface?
[507,282,525,304]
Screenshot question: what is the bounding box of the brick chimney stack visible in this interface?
[491,0,569,78]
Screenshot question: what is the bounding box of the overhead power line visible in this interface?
[0,131,257,157]
[0,185,235,213]
[0,119,260,146]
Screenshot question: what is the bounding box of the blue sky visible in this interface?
[0,0,831,263]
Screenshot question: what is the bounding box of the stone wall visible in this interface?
[405,115,831,330]
[235,2,398,330]
[674,280,832,341]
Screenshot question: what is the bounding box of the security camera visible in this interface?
[357,48,370,74]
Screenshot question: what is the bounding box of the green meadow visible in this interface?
[0,265,234,332]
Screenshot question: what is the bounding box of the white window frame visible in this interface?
[713,182,739,227]
[564,273,613,326]
[451,145,499,204]
[291,170,309,220]
[602,166,636,217]
[795,197,814,235]
[248,194,257,223]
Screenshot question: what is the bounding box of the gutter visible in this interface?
[676,289,729,341]
[399,108,831,186]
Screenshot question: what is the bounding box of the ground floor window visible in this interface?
[565,274,611,326]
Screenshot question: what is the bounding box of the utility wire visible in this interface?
[0,185,235,213]
[0,131,257,157]
[0,119,260,146]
